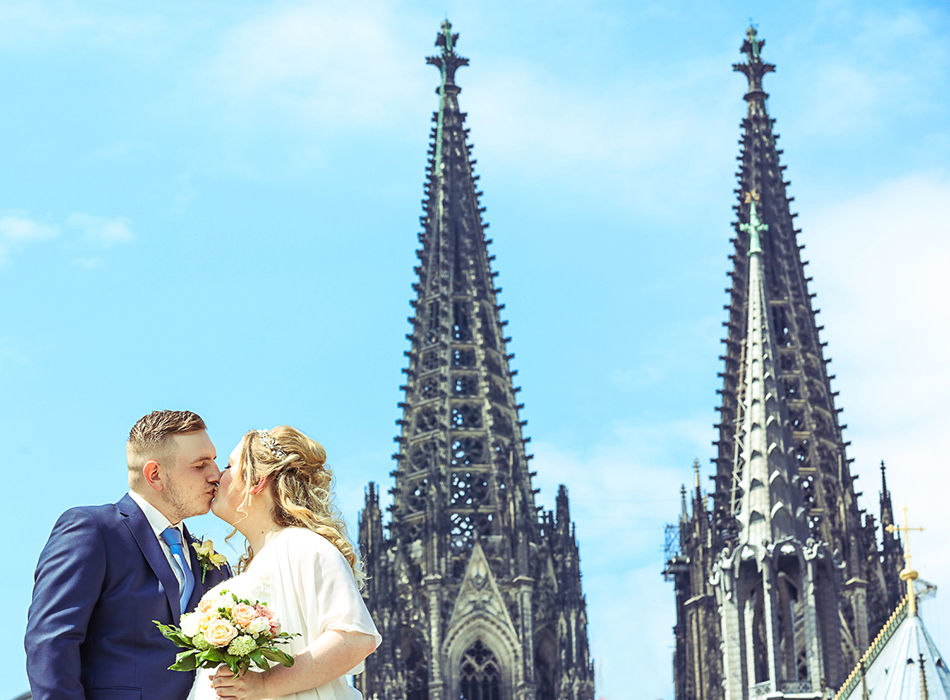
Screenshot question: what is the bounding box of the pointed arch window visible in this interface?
[400,627,428,700]
[534,628,557,698]
[459,640,501,700]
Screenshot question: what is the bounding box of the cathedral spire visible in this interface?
[879,461,905,606]
[669,26,905,698]
[390,19,535,563]
[711,24,890,606]
[879,461,894,527]
[691,459,702,509]
[358,22,593,700]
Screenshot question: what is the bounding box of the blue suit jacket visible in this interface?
[25,494,232,700]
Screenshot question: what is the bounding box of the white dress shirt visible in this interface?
[128,490,193,591]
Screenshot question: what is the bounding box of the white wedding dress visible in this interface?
[188,527,381,700]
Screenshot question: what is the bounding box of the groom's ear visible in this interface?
[143,460,164,491]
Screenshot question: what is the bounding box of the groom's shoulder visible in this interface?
[52,499,125,530]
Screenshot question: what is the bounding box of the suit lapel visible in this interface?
[182,523,204,612]
[183,524,232,611]
[118,493,181,620]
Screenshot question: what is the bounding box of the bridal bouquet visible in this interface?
[155,590,297,677]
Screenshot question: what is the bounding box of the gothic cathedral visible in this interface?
[663,28,905,699]
[355,22,596,700]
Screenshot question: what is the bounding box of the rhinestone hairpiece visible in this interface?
[256,429,287,459]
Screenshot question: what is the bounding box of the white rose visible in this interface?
[180,612,200,638]
[246,616,271,636]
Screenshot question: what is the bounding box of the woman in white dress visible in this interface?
[191,426,380,700]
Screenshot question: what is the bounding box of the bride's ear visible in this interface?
[250,476,268,495]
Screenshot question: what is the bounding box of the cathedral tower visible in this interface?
[357,22,595,700]
[664,26,904,699]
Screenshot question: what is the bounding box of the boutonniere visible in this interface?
[191,539,228,583]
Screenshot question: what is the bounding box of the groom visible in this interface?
[25,410,232,700]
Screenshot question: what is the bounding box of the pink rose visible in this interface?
[255,604,280,635]
[204,619,238,647]
[231,603,257,629]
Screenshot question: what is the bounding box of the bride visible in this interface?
[190,426,380,700]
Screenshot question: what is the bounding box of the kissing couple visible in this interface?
[25,410,380,700]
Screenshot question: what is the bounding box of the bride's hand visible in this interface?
[210,666,268,700]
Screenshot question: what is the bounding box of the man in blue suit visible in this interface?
[25,410,232,700]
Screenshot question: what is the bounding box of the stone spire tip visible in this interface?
[733,23,775,103]
[426,18,468,88]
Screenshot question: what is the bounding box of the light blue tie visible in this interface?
[161,527,195,613]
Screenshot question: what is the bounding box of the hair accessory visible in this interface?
[257,429,288,459]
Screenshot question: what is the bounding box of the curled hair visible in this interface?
[230,426,365,589]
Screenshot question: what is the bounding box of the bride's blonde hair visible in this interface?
[229,425,365,589]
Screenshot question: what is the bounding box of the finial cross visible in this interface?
[439,19,454,55]
[740,191,768,256]
[886,506,924,615]
[746,25,760,60]
[733,25,775,100]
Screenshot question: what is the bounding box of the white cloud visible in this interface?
[0,335,34,369]
[779,6,950,140]
[0,212,58,242]
[66,213,134,247]
[0,1,168,49]
[200,4,740,220]
[800,168,950,644]
[802,170,950,434]
[72,256,104,270]
[461,57,737,216]
[532,416,710,700]
[0,211,132,268]
[0,212,58,265]
[204,4,427,129]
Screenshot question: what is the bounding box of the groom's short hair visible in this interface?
[127,410,206,466]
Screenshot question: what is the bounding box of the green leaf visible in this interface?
[237,658,252,677]
[153,621,178,638]
[261,647,295,667]
[198,648,225,663]
[250,650,271,671]
[226,657,240,676]
[169,650,198,672]
[153,621,193,648]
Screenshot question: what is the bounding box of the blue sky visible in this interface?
[2,1,949,698]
